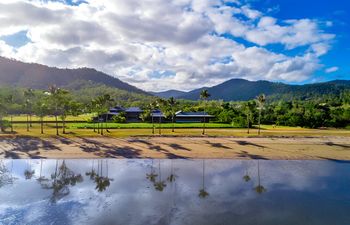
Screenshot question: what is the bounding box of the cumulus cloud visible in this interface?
[0,0,335,91]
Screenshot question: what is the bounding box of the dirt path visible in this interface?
[0,136,349,160]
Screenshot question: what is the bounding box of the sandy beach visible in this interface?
[0,136,349,160]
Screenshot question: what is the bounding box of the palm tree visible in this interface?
[156,99,167,135]
[244,101,255,134]
[46,85,65,135]
[149,102,158,134]
[24,88,35,131]
[198,160,209,198]
[93,94,113,135]
[254,160,266,194]
[256,94,266,135]
[167,97,178,132]
[200,90,211,135]
[5,95,14,133]
[34,97,49,134]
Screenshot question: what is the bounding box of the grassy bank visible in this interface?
[1,122,349,138]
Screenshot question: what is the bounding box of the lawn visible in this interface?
[4,114,94,122]
[1,122,349,138]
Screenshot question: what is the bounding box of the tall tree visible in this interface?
[149,101,158,134]
[200,90,211,135]
[0,98,7,133]
[167,97,178,132]
[33,97,49,134]
[24,88,35,131]
[46,85,70,135]
[93,94,114,135]
[244,101,255,134]
[256,94,266,135]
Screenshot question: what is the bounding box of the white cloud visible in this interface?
[0,0,335,91]
[325,66,339,73]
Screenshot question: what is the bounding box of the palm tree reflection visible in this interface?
[0,160,16,188]
[254,160,266,194]
[86,160,112,192]
[243,161,251,182]
[146,159,158,183]
[24,159,35,180]
[40,160,83,203]
[199,160,209,198]
[153,160,166,192]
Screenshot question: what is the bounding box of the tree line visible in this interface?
[0,86,349,134]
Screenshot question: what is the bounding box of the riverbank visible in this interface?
[0,136,349,160]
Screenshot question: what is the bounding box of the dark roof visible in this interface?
[109,106,125,112]
[151,112,165,117]
[176,111,214,117]
[125,107,143,113]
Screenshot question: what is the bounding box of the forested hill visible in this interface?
[0,56,146,94]
[164,78,350,101]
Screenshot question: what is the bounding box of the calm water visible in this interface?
[0,159,349,225]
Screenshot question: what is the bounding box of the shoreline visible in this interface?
[1,136,349,160]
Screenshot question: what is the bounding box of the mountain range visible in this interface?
[152,79,350,101]
[0,56,146,94]
[0,56,349,101]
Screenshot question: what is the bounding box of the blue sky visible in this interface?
[249,0,350,82]
[0,0,349,91]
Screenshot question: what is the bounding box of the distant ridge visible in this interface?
[152,78,350,101]
[0,56,147,94]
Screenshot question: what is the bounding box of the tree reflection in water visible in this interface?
[39,160,83,203]
[243,161,251,182]
[154,160,166,192]
[0,160,16,188]
[199,160,209,199]
[86,159,113,192]
[254,160,266,194]
[24,159,35,180]
[146,159,158,183]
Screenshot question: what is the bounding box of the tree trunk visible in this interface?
[152,115,154,134]
[97,122,100,134]
[62,116,66,134]
[258,109,261,135]
[0,116,3,133]
[202,115,206,135]
[30,114,32,127]
[159,116,161,135]
[247,113,250,134]
[93,122,96,133]
[55,115,59,135]
[41,116,44,134]
[26,114,29,132]
[105,114,108,133]
[172,115,175,132]
[10,115,13,133]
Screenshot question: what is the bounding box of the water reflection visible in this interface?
[0,159,349,225]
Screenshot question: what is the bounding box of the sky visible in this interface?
[0,0,349,91]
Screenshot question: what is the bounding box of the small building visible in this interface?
[125,107,144,122]
[94,106,215,123]
[175,111,214,123]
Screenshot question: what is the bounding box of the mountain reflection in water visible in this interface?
[0,159,349,225]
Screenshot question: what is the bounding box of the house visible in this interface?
[125,107,144,122]
[94,106,215,123]
[175,111,214,123]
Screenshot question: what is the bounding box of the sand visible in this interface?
[0,136,349,160]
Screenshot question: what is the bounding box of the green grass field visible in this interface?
[1,122,349,138]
